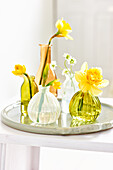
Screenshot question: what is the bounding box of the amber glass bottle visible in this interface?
[20,75,38,124]
[35,44,57,96]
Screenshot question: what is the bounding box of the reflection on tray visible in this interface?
[2,101,113,135]
[20,111,73,128]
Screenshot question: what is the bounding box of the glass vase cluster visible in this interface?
[69,90,101,125]
[61,74,79,113]
[28,86,61,125]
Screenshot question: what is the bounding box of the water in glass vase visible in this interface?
[69,90,101,125]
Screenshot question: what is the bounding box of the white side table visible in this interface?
[0,98,113,170]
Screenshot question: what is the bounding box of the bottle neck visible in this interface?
[39,44,51,64]
[23,74,28,82]
[23,75,34,82]
[39,85,49,93]
[30,75,35,82]
[65,73,74,79]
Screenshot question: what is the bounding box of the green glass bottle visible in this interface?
[20,75,38,124]
[69,90,101,125]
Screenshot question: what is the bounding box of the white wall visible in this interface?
[0,0,53,110]
[0,0,53,170]
[56,0,113,97]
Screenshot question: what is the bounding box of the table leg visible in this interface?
[0,143,6,170]
[28,146,40,170]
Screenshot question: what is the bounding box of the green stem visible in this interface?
[64,60,72,75]
[64,60,68,70]
[70,65,74,74]
[37,92,44,122]
[57,65,63,70]
[24,73,32,99]
[39,33,59,85]
[42,79,46,87]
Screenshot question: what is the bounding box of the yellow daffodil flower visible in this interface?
[55,18,73,40]
[40,18,73,85]
[12,64,33,98]
[75,62,109,96]
[52,79,62,89]
[12,64,26,76]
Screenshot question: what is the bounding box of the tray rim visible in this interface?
[1,101,113,135]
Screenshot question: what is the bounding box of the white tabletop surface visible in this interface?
[0,98,113,153]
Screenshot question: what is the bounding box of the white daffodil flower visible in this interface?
[62,68,70,76]
[63,53,71,61]
[68,57,77,65]
[51,61,57,70]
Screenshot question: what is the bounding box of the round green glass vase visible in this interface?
[69,90,101,123]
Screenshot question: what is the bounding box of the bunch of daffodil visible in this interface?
[40,18,73,84]
[42,63,61,89]
[12,64,32,99]
[75,62,109,96]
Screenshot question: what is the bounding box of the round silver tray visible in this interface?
[1,101,113,135]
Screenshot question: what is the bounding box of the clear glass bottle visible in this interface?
[61,74,79,113]
[35,44,57,96]
[28,86,61,124]
[21,75,38,118]
[69,90,101,125]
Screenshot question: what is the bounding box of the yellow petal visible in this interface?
[90,85,102,96]
[62,20,72,30]
[23,65,26,73]
[75,72,84,82]
[12,64,26,76]
[12,71,17,75]
[55,19,63,31]
[79,80,91,92]
[65,34,73,40]
[97,79,109,88]
[81,62,88,73]
[52,80,62,89]
[95,67,102,74]
[55,18,73,40]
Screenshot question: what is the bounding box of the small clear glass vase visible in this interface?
[69,90,101,125]
[61,74,79,113]
[28,86,61,124]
